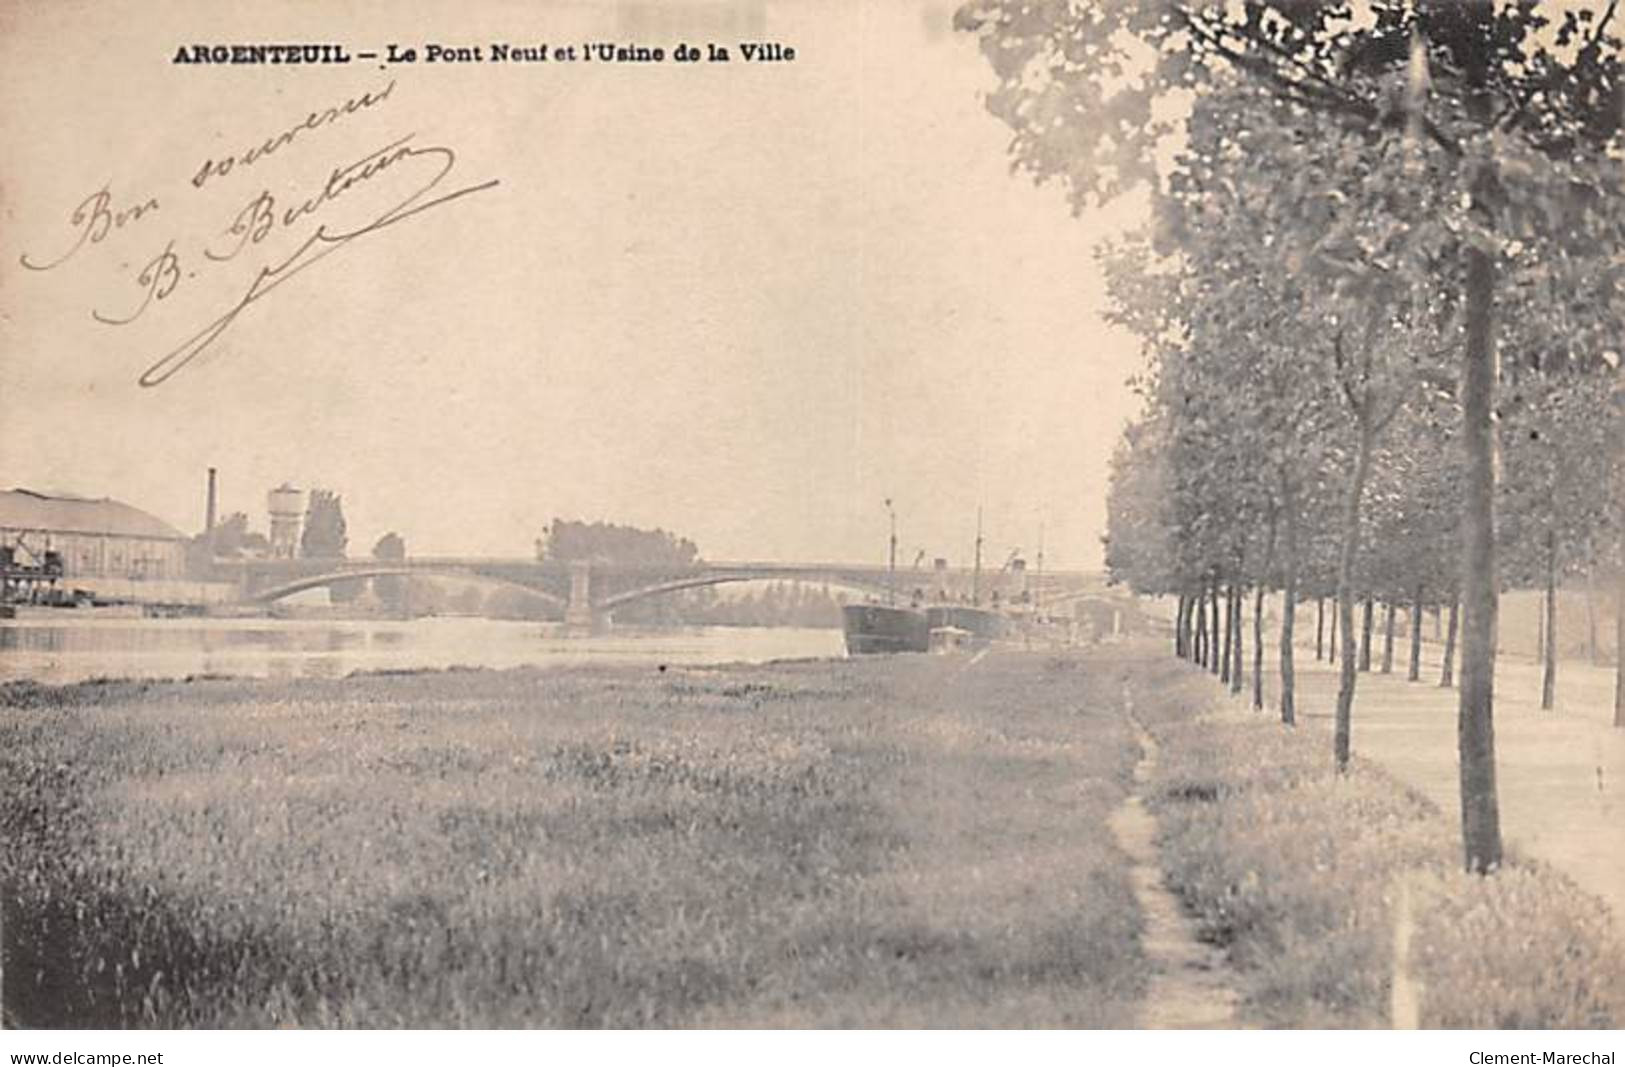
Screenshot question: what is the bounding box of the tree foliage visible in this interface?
[967,0,1625,871]
[371,531,408,613]
[300,490,348,560]
[372,532,407,561]
[540,520,700,568]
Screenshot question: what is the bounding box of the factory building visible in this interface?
[0,488,188,581]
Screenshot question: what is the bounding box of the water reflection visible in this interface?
[0,616,845,685]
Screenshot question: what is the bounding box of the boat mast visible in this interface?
[885,497,897,607]
[1036,521,1045,616]
[973,506,983,606]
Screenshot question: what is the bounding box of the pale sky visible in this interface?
[0,0,1146,569]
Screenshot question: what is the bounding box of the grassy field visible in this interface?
[1,647,1168,1028]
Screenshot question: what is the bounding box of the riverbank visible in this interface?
[7,645,1619,1029]
[1,646,1181,1027]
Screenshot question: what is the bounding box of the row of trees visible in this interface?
[959,0,1624,872]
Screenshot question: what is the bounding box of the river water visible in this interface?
[0,616,846,685]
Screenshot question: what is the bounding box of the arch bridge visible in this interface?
[246,566,567,611]
[224,556,1114,629]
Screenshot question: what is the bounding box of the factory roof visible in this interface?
[0,488,187,541]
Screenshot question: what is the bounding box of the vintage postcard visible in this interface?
[2,0,1621,1051]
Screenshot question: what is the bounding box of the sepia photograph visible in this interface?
[1,0,1622,1055]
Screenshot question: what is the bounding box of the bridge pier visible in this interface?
[565,560,597,634]
[234,565,265,600]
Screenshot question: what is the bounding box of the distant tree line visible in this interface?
[687,582,845,628]
[538,519,699,568]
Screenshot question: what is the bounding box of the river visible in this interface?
[0,616,846,685]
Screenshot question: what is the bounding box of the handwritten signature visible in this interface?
[189,80,396,191]
[19,189,162,272]
[98,136,495,387]
[16,81,497,389]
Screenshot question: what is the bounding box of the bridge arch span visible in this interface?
[596,572,903,614]
[249,567,567,610]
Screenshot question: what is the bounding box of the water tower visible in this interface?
[267,483,304,559]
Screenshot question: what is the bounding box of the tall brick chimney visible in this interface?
[205,467,218,540]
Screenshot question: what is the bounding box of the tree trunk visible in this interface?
[1228,587,1241,695]
[1543,529,1557,711]
[1224,585,1235,684]
[1441,595,1460,688]
[1408,585,1424,682]
[1316,597,1325,661]
[1280,489,1299,727]
[1458,5,1504,870]
[1360,595,1375,673]
[1329,598,1339,664]
[1335,417,1376,772]
[1253,586,1267,711]
[1196,591,1209,665]
[1193,588,1206,666]
[1536,595,1546,663]
[1174,593,1187,658]
[1244,510,1278,712]
[1382,601,1397,674]
[1195,587,1205,666]
[1206,585,1216,668]
[1210,580,1222,677]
